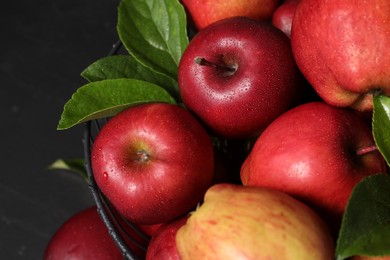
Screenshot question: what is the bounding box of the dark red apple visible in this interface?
[241,102,387,233]
[180,0,280,31]
[145,216,188,260]
[91,103,214,225]
[291,0,390,112]
[178,16,303,139]
[272,0,299,38]
[44,206,123,260]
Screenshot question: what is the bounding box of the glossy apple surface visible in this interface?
[291,0,390,112]
[176,183,335,259]
[272,0,299,38]
[145,216,188,260]
[180,0,279,30]
[178,16,303,139]
[44,206,123,260]
[91,103,214,225]
[241,102,387,233]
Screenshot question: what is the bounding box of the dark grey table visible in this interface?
[1,1,120,258]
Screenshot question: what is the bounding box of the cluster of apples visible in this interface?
[46,0,390,259]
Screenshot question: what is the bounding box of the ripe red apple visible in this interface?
[176,183,335,259]
[145,216,188,260]
[178,16,303,139]
[180,0,280,31]
[241,102,387,233]
[291,0,390,112]
[44,206,123,260]
[272,0,299,38]
[91,103,214,225]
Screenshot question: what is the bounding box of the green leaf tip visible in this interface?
[117,0,189,79]
[335,173,390,259]
[57,78,176,130]
[80,54,180,101]
[373,94,390,167]
[47,158,87,181]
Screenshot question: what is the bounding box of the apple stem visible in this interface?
[356,145,378,156]
[194,57,237,75]
[135,149,150,163]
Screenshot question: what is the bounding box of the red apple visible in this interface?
[291,0,390,112]
[145,216,188,260]
[178,16,303,139]
[91,103,214,225]
[241,101,387,233]
[176,183,335,259]
[137,223,163,238]
[272,0,299,38]
[44,206,123,260]
[180,0,280,31]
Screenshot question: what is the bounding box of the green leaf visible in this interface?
[57,78,176,130]
[335,174,390,260]
[117,0,188,79]
[81,55,180,101]
[48,158,87,181]
[373,94,390,167]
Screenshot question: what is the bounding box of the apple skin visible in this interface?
[241,101,387,233]
[176,183,335,259]
[272,0,299,38]
[178,16,303,139]
[91,103,214,225]
[137,222,163,238]
[180,0,280,31]
[145,216,188,260]
[44,206,123,260]
[291,0,390,112]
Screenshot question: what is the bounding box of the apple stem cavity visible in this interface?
[194,57,237,76]
[134,149,150,163]
[356,145,378,156]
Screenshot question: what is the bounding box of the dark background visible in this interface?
[1,0,120,258]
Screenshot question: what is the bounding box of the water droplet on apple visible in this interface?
[103,172,108,180]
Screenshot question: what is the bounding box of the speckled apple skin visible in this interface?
[291,0,390,112]
[178,17,303,139]
[176,183,335,260]
[146,216,188,260]
[180,0,279,30]
[241,102,387,233]
[44,207,123,260]
[91,103,214,225]
[272,0,300,38]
